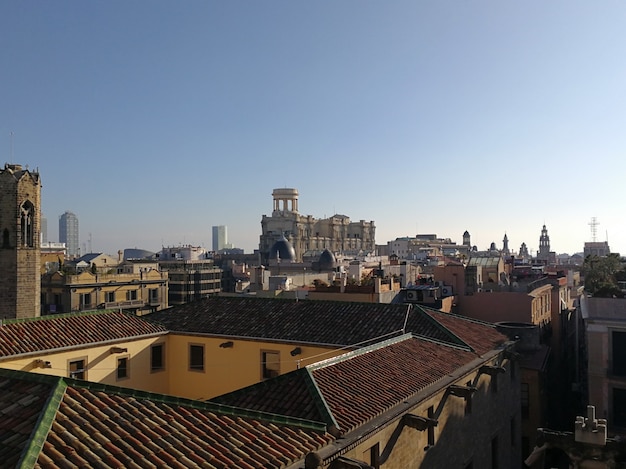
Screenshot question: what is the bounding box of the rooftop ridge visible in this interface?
[0,309,119,325]
[16,374,67,469]
[307,333,414,371]
[302,367,339,430]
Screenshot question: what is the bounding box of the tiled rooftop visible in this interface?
[215,330,508,434]
[0,311,167,358]
[212,369,331,426]
[423,309,506,356]
[0,369,332,469]
[147,297,470,349]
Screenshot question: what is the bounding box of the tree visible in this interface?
[581,253,624,297]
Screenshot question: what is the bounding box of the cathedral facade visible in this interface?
[259,188,375,263]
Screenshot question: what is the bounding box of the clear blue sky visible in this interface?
[2,1,625,256]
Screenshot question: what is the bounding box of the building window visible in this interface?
[149,288,159,302]
[126,290,138,301]
[20,202,34,247]
[521,383,529,418]
[261,350,280,379]
[151,343,164,372]
[613,388,626,428]
[117,357,129,380]
[612,331,626,376]
[80,293,91,308]
[189,344,204,372]
[69,359,86,380]
[105,291,115,303]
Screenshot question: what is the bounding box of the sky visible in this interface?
[2,1,626,257]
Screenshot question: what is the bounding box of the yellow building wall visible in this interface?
[0,335,170,394]
[338,358,521,469]
[165,334,345,400]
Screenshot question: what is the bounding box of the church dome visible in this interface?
[269,235,296,261]
[318,249,336,271]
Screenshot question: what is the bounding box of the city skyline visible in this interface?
[3,2,626,256]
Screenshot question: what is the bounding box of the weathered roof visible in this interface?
[581,296,626,321]
[0,369,332,469]
[422,309,506,356]
[214,333,504,434]
[146,297,470,349]
[467,255,502,267]
[0,311,167,359]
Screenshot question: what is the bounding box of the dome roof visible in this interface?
[269,235,296,261]
[318,249,336,271]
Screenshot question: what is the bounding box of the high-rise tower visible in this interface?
[212,225,227,252]
[0,163,41,319]
[41,215,48,244]
[59,211,79,258]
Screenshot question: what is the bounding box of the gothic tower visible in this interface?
[0,163,41,319]
[538,224,550,261]
[502,233,510,256]
[462,230,471,247]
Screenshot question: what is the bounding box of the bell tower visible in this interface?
[537,224,551,261]
[0,163,41,319]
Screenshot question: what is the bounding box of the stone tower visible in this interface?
[462,230,471,247]
[502,233,510,256]
[0,163,41,319]
[538,224,550,261]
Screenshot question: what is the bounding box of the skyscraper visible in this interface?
[59,211,79,258]
[41,215,48,244]
[212,225,227,252]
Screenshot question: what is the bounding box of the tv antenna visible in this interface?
[589,217,599,242]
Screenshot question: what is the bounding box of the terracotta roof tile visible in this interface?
[0,311,166,358]
[0,370,334,469]
[422,307,507,355]
[214,329,508,435]
[147,297,462,348]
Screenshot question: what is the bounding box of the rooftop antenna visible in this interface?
[589,217,599,242]
[10,131,14,163]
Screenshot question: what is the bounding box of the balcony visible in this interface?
[95,300,146,310]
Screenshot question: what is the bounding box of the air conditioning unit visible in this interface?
[406,290,418,301]
[434,281,442,288]
[441,286,453,296]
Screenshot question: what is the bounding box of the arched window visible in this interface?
[20,201,35,247]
